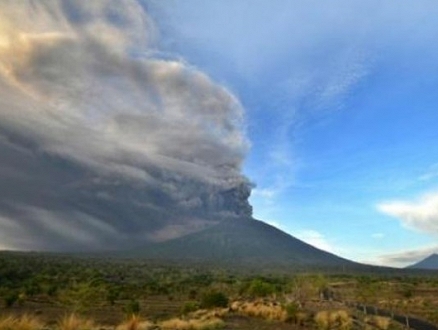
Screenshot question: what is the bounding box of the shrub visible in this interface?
[314,310,352,330]
[107,287,120,306]
[232,301,287,321]
[284,302,302,323]
[248,279,275,298]
[47,284,58,297]
[334,310,352,330]
[124,300,141,316]
[181,301,200,315]
[116,315,154,330]
[284,302,298,317]
[314,311,330,330]
[200,292,229,309]
[369,316,391,330]
[3,292,18,308]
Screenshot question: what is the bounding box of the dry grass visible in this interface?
[57,314,95,330]
[159,316,224,330]
[190,308,229,319]
[314,310,352,330]
[0,314,43,330]
[231,300,287,321]
[334,310,352,330]
[368,316,391,330]
[315,311,330,330]
[116,315,154,330]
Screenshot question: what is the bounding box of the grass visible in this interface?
[314,311,330,330]
[159,317,224,329]
[0,314,43,330]
[314,310,352,330]
[0,313,223,330]
[366,316,391,330]
[57,314,95,330]
[116,315,154,330]
[231,300,287,321]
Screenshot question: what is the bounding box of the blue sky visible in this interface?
[145,0,438,266]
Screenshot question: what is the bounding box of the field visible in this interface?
[1,252,438,330]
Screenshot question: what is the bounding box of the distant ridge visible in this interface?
[121,218,356,268]
[407,254,438,270]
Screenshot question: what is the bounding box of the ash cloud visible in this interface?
[0,0,252,251]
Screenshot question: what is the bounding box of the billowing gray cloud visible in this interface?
[0,0,252,251]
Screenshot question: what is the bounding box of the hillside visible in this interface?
[407,254,438,270]
[123,218,355,268]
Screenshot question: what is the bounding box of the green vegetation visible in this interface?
[200,291,229,309]
[0,252,438,329]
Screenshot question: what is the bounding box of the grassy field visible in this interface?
[0,252,437,329]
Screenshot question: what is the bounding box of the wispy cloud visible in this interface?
[419,163,438,182]
[261,221,337,253]
[294,229,338,254]
[377,191,438,236]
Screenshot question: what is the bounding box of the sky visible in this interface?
[1,1,438,267]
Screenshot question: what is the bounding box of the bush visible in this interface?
[116,315,154,330]
[181,301,200,315]
[233,301,287,321]
[124,299,141,316]
[4,291,18,308]
[284,302,300,322]
[248,279,275,298]
[107,287,120,306]
[314,310,352,330]
[200,291,229,309]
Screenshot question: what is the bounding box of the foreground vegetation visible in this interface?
[1,252,438,329]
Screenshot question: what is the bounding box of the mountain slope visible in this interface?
[124,218,354,268]
[407,254,438,270]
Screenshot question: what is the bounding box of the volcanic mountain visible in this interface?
[407,254,438,270]
[122,218,355,268]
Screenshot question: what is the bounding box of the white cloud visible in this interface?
[261,222,337,254]
[251,188,277,200]
[377,191,438,235]
[264,220,285,231]
[419,163,438,181]
[294,229,337,254]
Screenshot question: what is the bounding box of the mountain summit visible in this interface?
[407,254,438,270]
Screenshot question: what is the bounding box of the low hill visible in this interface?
[122,218,355,269]
[407,254,438,270]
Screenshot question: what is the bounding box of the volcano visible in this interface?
[407,254,438,270]
[122,218,355,269]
